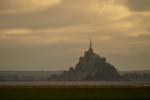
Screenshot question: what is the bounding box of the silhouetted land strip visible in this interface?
[0,86,150,100]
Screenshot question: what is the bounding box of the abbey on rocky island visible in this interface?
[49,40,121,81]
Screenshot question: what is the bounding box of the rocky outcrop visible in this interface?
[49,41,121,81]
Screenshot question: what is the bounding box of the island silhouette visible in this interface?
[49,40,121,81]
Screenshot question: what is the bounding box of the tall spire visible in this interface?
[90,38,92,49]
[88,38,93,53]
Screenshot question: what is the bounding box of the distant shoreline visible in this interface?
[0,81,150,87]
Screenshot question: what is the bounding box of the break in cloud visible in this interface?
[0,0,150,71]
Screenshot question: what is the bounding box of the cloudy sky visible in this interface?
[0,0,150,71]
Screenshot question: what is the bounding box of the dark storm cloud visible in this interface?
[126,0,150,12]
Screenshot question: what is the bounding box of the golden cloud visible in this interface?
[0,0,61,13]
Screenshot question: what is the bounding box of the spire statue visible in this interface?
[88,38,93,53]
[90,39,92,49]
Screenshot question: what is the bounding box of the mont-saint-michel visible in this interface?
[49,40,121,81]
[1,0,150,99]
